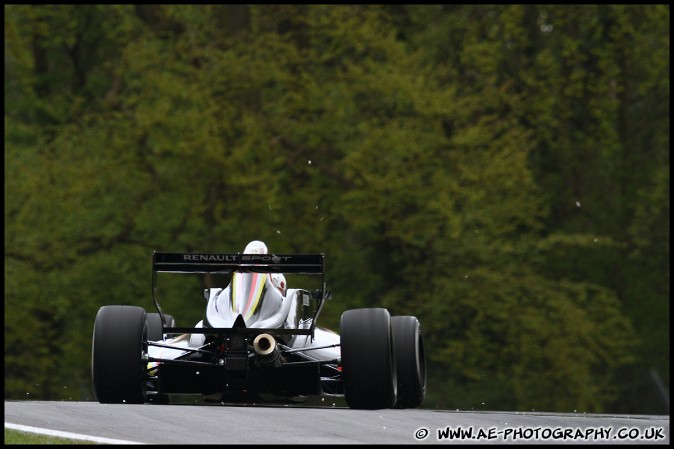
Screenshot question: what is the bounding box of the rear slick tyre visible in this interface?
[340,308,397,409]
[92,305,148,404]
[391,316,426,408]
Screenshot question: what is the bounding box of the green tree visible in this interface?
[4,5,661,414]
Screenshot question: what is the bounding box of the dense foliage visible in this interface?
[5,5,669,413]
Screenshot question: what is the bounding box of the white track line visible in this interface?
[5,422,143,445]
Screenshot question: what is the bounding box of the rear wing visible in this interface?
[153,252,324,274]
[151,252,328,336]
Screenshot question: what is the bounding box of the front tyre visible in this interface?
[391,316,426,408]
[146,313,176,341]
[340,308,396,409]
[92,305,148,403]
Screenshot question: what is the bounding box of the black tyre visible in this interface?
[146,313,176,341]
[146,313,163,342]
[92,305,148,404]
[391,316,427,408]
[340,308,397,409]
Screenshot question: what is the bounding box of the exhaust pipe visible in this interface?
[253,333,281,366]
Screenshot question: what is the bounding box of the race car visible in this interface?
[91,242,426,409]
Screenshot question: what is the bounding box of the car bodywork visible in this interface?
[91,251,426,409]
[147,252,341,402]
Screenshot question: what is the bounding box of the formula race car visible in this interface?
[91,242,426,409]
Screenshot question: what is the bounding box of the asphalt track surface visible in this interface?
[5,400,669,444]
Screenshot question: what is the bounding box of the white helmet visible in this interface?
[271,273,287,296]
[242,241,285,295]
[243,240,268,254]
